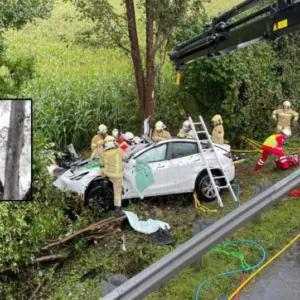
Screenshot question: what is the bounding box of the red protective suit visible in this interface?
[255,132,288,170]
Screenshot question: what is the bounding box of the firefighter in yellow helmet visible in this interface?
[272,101,299,132]
[211,115,224,144]
[151,121,172,142]
[90,124,108,158]
[99,135,127,216]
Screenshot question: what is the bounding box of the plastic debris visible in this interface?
[122,211,170,234]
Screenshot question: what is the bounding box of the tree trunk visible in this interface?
[3,100,25,200]
[145,0,155,121]
[124,0,146,119]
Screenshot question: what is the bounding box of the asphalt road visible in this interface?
[239,237,300,300]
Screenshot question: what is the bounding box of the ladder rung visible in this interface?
[213,176,225,180]
[219,185,229,189]
[196,131,206,134]
[193,122,202,125]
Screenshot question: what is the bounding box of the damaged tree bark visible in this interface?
[4,100,25,200]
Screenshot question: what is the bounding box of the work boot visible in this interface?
[254,164,261,171]
[115,206,124,217]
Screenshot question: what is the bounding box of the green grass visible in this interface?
[203,0,243,17]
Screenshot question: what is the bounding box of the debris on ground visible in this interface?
[79,266,102,282]
[289,190,300,197]
[122,210,170,234]
[147,229,175,246]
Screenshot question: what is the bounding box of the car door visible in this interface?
[125,143,170,197]
[167,141,202,194]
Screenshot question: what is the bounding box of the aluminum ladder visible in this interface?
[189,115,238,207]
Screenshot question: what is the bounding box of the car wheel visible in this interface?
[196,174,222,202]
[86,184,114,216]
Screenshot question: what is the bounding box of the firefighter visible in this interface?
[90,124,108,157]
[272,101,299,132]
[254,128,291,171]
[99,135,127,216]
[152,121,172,142]
[177,120,196,139]
[211,115,224,144]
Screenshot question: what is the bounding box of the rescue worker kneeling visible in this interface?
[99,135,127,216]
[254,129,291,171]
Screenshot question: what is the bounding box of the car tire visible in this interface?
[196,174,222,202]
[86,184,114,216]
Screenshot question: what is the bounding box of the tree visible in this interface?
[4,100,26,200]
[71,0,204,126]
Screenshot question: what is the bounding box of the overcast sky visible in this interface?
[0,100,31,198]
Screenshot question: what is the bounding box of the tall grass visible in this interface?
[4,1,141,149]
[4,0,243,150]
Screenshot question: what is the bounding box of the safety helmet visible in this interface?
[155,121,166,131]
[98,124,108,134]
[133,136,142,144]
[280,128,291,137]
[212,114,223,124]
[183,120,191,131]
[124,132,134,141]
[283,101,291,107]
[104,135,116,147]
[112,128,119,138]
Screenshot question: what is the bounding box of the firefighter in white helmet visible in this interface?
[151,121,172,142]
[98,135,127,216]
[211,115,224,144]
[272,101,299,132]
[177,120,196,139]
[112,128,131,151]
[90,124,108,158]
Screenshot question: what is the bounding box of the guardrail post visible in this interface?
[192,219,215,267]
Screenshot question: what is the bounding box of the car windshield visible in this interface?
[126,143,150,161]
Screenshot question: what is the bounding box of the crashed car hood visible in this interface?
[53,157,101,193]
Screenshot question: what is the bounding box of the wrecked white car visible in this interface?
[53,138,235,210]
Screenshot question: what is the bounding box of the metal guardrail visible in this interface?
[103,169,300,300]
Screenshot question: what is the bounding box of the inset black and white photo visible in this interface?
[0,99,31,200]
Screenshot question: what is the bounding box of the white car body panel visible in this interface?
[53,139,235,200]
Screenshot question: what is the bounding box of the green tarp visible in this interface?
[135,159,154,192]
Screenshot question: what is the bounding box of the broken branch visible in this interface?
[42,215,126,250]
